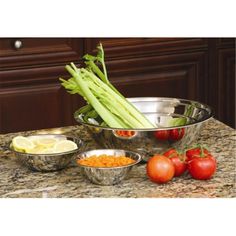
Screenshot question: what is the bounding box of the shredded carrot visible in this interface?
[77,154,135,167]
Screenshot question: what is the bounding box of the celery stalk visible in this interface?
[84,44,153,127]
[60,43,156,129]
[81,69,154,128]
[65,65,123,128]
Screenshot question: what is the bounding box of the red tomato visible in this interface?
[169,128,185,141]
[162,148,178,157]
[187,154,217,180]
[146,155,175,184]
[154,130,169,140]
[186,147,210,161]
[163,148,187,177]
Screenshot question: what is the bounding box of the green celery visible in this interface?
[65,65,124,128]
[81,68,154,128]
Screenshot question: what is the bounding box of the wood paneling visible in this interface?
[105,52,207,102]
[0,38,83,69]
[115,70,189,99]
[0,38,85,133]
[85,38,208,104]
[0,84,82,133]
[0,38,235,133]
[85,38,207,59]
[217,38,235,47]
[217,48,235,128]
[208,39,235,128]
[85,38,235,128]
[0,64,79,88]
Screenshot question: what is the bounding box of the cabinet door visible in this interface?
[0,84,83,133]
[217,48,235,128]
[208,39,235,128]
[85,38,208,102]
[0,38,84,133]
[0,64,85,133]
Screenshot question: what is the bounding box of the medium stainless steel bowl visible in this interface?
[75,97,213,161]
[76,149,142,185]
[10,134,83,172]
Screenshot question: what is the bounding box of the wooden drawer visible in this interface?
[0,38,83,70]
[85,38,208,59]
[0,63,80,89]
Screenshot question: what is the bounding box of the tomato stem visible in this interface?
[200,145,205,158]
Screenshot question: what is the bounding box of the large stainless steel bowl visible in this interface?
[76,149,142,185]
[10,134,83,172]
[74,97,213,161]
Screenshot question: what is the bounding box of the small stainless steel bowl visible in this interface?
[76,149,142,185]
[75,97,213,161]
[10,134,83,172]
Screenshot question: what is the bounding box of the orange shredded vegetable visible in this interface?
[77,154,135,167]
[115,130,136,137]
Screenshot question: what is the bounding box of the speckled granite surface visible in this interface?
[0,119,235,198]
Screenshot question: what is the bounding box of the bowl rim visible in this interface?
[9,134,83,156]
[76,149,142,169]
[74,97,214,131]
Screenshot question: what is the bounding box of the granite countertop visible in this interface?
[0,119,235,198]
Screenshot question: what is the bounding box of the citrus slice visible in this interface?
[38,148,55,154]
[28,135,66,145]
[12,136,35,152]
[36,137,58,148]
[53,140,78,153]
[27,146,47,154]
[27,136,42,145]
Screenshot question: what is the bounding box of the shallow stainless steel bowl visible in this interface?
[75,97,213,161]
[10,134,83,172]
[76,149,142,185]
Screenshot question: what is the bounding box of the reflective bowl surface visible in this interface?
[75,97,213,161]
[10,134,83,172]
[76,149,142,185]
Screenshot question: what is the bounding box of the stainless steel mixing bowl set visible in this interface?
[10,97,213,185]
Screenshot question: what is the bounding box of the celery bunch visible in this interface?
[60,43,155,129]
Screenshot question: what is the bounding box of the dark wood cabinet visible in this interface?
[86,38,209,103]
[0,38,85,133]
[208,39,235,128]
[217,48,235,128]
[86,38,235,128]
[0,38,83,69]
[0,38,235,133]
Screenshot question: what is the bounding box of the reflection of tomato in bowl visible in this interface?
[154,128,185,141]
[75,97,213,161]
[113,130,137,139]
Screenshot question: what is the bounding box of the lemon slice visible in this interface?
[28,135,66,145]
[27,136,41,145]
[27,146,47,154]
[36,137,58,148]
[12,136,35,152]
[39,148,55,154]
[53,140,78,153]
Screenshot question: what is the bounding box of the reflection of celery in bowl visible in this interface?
[167,103,199,127]
[168,117,187,127]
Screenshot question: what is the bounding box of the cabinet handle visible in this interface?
[14,40,23,50]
